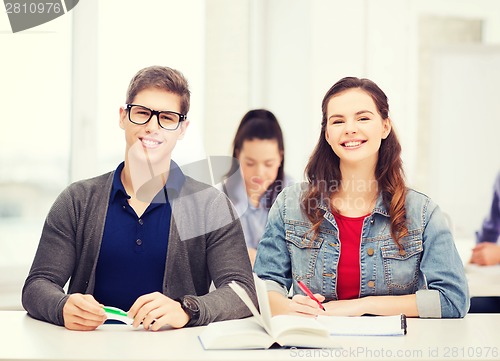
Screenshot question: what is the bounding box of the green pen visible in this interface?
[103,306,133,325]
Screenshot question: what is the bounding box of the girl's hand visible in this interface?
[289,293,326,317]
[322,298,365,316]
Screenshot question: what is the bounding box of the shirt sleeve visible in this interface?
[21,187,76,326]
[253,191,293,293]
[476,171,500,244]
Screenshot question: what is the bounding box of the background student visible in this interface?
[470,170,500,265]
[468,170,500,312]
[222,109,291,265]
[22,65,256,331]
[253,77,469,318]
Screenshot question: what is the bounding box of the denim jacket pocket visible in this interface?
[285,222,324,280]
[381,234,423,292]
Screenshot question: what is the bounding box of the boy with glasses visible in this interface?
[22,65,256,331]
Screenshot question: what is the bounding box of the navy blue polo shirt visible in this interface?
[93,161,185,311]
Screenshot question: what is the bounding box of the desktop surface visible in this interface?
[1,311,499,361]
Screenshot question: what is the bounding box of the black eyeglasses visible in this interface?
[125,104,187,131]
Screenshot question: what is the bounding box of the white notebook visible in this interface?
[317,314,407,336]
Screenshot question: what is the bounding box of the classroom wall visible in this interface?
[428,45,500,236]
[1,0,500,310]
[203,0,500,236]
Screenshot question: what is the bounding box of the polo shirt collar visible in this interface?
[111,160,186,202]
[160,160,186,199]
[110,162,128,201]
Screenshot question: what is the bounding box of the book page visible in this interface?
[198,318,274,350]
[252,273,274,331]
[228,279,273,335]
[227,275,340,349]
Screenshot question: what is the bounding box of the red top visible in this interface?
[334,213,368,300]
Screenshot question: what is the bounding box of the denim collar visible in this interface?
[317,192,390,218]
[372,193,390,217]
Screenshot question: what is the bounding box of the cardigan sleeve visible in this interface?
[22,187,78,326]
[22,173,112,326]
[166,181,257,326]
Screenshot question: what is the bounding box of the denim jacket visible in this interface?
[254,183,469,318]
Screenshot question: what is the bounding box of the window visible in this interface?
[0,11,72,308]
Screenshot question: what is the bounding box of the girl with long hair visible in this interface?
[253,77,468,318]
[223,109,291,265]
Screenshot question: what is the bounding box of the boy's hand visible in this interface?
[470,243,500,266]
[63,293,106,331]
[128,292,190,331]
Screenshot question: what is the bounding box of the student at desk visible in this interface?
[471,170,500,266]
[254,77,469,318]
[22,65,256,331]
[469,170,500,313]
[222,109,291,266]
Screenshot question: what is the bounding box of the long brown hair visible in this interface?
[301,77,407,247]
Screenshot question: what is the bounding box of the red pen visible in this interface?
[297,280,325,311]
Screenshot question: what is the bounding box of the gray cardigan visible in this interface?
[22,170,256,327]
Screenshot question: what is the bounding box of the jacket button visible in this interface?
[367,280,375,288]
[367,248,374,256]
[136,239,143,246]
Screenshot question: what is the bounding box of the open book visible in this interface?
[199,274,407,350]
[199,274,336,349]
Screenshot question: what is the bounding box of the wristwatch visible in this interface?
[178,296,200,325]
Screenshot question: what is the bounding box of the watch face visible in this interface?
[183,297,199,313]
[181,296,200,323]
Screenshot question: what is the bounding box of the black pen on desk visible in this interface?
[297,280,325,311]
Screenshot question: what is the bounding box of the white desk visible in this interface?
[454,238,500,297]
[1,311,499,361]
[464,264,500,297]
